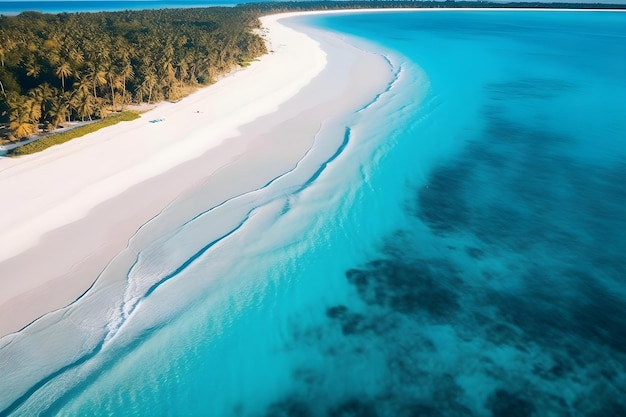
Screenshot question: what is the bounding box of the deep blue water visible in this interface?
[1,9,626,417]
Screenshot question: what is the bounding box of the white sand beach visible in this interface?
[0,12,392,338]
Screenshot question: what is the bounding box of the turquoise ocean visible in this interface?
[1,9,626,417]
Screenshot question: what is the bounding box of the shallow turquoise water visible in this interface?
[2,10,626,417]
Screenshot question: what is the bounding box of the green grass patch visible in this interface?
[237,58,258,68]
[10,112,141,156]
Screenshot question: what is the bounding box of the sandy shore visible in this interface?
[0,12,391,338]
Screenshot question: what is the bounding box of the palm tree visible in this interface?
[26,63,41,78]
[30,83,55,126]
[47,93,70,129]
[7,94,38,140]
[111,37,134,108]
[71,89,94,121]
[73,74,91,97]
[55,62,72,91]
[86,64,107,98]
[25,96,42,125]
[0,37,15,68]
[200,52,217,84]
[141,73,157,104]
[161,58,176,83]
[9,111,36,139]
[71,74,93,118]
[177,58,189,83]
[118,63,134,110]
[68,48,84,67]
[105,65,122,110]
[94,96,109,119]
[187,55,199,84]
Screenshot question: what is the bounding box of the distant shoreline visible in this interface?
[1,1,625,16]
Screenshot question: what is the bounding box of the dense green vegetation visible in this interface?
[0,7,266,141]
[9,111,140,155]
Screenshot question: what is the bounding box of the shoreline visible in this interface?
[0,12,392,339]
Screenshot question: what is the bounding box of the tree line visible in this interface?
[0,7,266,140]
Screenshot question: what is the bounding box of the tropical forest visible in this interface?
[0,7,267,143]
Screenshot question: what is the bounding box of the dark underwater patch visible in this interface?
[481,269,626,362]
[328,399,378,417]
[264,398,313,417]
[570,277,626,354]
[587,402,626,417]
[465,246,485,259]
[485,78,576,101]
[486,389,535,417]
[416,163,472,235]
[345,259,460,319]
[326,305,370,335]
